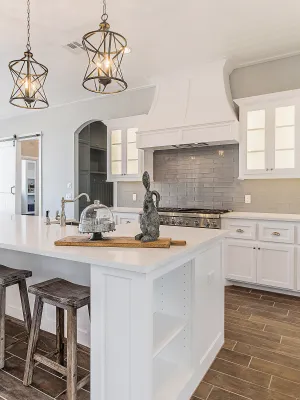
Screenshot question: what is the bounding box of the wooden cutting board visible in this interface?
[54,236,186,249]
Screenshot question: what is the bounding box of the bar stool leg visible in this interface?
[56,308,65,365]
[0,286,6,369]
[67,307,77,400]
[18,279,32,334]
[23,296,43,386]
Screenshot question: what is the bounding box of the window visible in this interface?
[275,106,295,169]
[246,110,265,170]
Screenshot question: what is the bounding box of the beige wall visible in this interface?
[21,140,39,158]
[230,54,300,99]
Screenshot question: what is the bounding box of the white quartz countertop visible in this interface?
[0,214,226,274]
[222,211,300,222]
[110,207,142,214]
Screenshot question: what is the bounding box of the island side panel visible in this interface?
[183,241,224,399]
[90,264,153,400]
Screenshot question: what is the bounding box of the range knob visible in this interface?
[205,220,211,228]
[177,219,183,226]
[194,220,200,227]
[171,218,175,225]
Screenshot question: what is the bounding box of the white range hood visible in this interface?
[137,59,239,150]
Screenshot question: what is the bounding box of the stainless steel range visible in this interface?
[157,208,230,229]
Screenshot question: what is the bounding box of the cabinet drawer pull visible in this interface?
[272,232,281,236]
[236,228,244,233]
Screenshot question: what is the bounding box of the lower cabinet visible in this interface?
[224,240,257,283]
[114,212,140,225]
[224,239,295,290]
[257,243,294,290]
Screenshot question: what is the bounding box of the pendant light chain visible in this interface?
[26,0,31,51]
[102,0,108,21]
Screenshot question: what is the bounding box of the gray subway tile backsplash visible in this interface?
[117,144,300,213]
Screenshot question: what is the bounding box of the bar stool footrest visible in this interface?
[77,374,90,391]
[33,353,67,376]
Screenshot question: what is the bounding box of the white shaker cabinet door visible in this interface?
[296,248,300,291]
[224,240,257,283]
[257,243,294,290]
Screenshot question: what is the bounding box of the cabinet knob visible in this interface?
[236,228,244,233]
[266,168,269,171]
[272,231,280,236]
[258,247,261,250]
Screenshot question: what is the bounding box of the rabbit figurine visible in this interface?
[135,171,161,243]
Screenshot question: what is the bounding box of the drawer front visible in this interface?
[223,220,257,240]
[258,222,295,244]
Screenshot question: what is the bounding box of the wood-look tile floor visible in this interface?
[2,285,300,400]
[0,317,90,400]
[191,285,300,400]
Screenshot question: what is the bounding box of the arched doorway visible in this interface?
[74,120,113,220]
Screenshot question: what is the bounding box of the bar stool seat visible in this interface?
[29,278,90,309]
[0,265,32,286]
[0,264,32,369]
[24,278,90,400]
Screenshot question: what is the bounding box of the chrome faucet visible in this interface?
[60,193,91,227]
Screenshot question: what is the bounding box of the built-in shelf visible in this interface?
[153,313,187,358]
[154,357,192,400]
[90,171,107,175]
[90,146,107,151]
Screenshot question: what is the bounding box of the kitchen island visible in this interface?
[0,213,226,400]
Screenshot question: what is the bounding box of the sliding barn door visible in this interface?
[0,141,16,213]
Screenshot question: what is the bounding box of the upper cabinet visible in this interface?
[235,90,300,179]
[105,116,153,182]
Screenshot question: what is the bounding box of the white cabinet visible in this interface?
[224,240,257,283]
[297,248,300,291]
[114,212,140,225]
[257,243,294,290]
[235,90,300,179]
[223,216,299,292]
[105,116,153,182]
[258,222,295,244]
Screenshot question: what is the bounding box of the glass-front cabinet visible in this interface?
[236,91,300,179]
[106,116,153,182]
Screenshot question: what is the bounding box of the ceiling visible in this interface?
[1,0,300,119]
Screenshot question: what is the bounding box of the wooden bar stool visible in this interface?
[23,278,90,400]
[0,264,32,369]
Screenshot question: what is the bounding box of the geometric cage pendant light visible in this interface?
[8,0,49,109]
[82,0,128,94]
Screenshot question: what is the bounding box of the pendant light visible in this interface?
[9,0,49,109]
[82,0,128,94]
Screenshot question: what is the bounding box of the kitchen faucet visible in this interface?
[60,193,91,227]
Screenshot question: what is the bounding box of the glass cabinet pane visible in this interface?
[127,128,137,143]
[247,129,265,152]
[247,110,265,129]
[276,106,295,127]
[275,106,295,169]
[111,144,122,161]
[111,130,122,144]
[112,161,122,175]
[111,130,122,175]
[126,128,139,175]
[246,110,265,170]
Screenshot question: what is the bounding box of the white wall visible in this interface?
[0,86,155,217]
